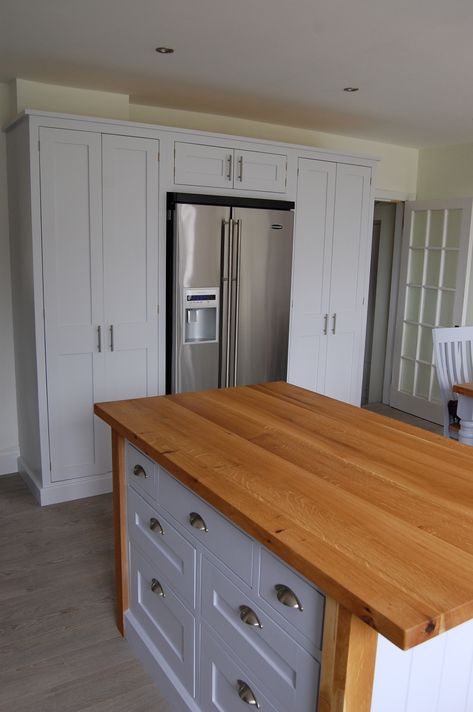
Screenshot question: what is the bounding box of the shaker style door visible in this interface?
[233,150,287,193]
[324,163,372,405]
[174,141,233,188]
[40,128,109,481]
[102,134,159,400]
[287,158,335,393]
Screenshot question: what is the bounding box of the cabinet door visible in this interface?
[102,134,159,400]
[234,149,287,192]
[324,163,372,405]
[287,158,335,392]
[174,141,233,188]
[40,128,109,482]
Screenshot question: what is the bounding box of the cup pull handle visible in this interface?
[189,512,208,532]
[150,578,165,597]
[239,605,263,629]
[275,583,303,611]
[237,680,260,708]
[149,517,164,535]
[133,464,147,479]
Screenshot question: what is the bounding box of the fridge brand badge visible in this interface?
[271,224,283,230]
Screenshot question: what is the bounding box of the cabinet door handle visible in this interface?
[238,155,243,182]
[133,464,147,479]
[239,605,263,629]
[189,512,208,532]
[323,313,328,335]
[332,313,336,334]
[227,154,233,181]
[149,517,164,534]
[97,325,102,352]
[237,680,260,708]
[150,578,165,597]
[275,583,304,611]
[109,324,114,351]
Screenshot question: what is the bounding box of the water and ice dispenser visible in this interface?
[183,288,219,344]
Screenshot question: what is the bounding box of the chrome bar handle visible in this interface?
[97,325,102,352]
[133,464,147,479]
[149,517,164,535]
[225,221,234,387]
[323,314,328,335]
[109,324,114,351]
[227,154,233,181]
[150,578,165,597]
[189,511,208,532]
[237,680,260,708]
[275,583,304,611]
[233,219,242,386]
[332,313,337,335]
[239,605,263,629]
[238,156,243,182]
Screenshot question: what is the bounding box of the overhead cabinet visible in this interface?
[288,158,372,405]
[8,122,159,503]
[174,141,287,192]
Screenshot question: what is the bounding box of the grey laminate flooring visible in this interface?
[363,402,443,436]
[0,475,172,712]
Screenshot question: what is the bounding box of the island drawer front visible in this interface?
[127,487,197,608]
[129,544,196,696]
[201,558,320,711]
[159,469,254,584]
[200,625,281,712]
[126,443,157,500]
[259,549,325,649]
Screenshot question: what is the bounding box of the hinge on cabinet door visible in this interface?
[157,152,160,161]
[370,176,372,186]
[38,140,40,153]
[157,304,160,315]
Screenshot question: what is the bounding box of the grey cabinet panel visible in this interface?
[127,487,197,608]
[201,558,320,711]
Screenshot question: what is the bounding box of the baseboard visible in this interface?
[0,446,20,476]
[18,457,112,506]
[125,611,199,712]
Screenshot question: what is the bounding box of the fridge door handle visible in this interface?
[233,219,242,385]
[222,219,233,388]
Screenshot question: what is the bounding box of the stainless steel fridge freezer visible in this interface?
[166,194,294,394]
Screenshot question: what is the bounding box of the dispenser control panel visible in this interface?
[183,288,219,344]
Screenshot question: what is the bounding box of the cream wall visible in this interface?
[0,82,19,474]
[417,143,473,199]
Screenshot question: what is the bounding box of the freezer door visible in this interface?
[231,208,294,386]
[173,203,231,393]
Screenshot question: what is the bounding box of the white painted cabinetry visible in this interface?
[174,141,287,192]
[288,158,373,405]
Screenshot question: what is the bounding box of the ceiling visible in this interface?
[1,0,473,147]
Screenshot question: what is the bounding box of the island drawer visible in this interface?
[201,558,320,711]
[127,487,197,608]
[200,625,281,712]
[128,544,196,696]
[259,549,325,649]
[159,468,254,585]
[126,443,157,501]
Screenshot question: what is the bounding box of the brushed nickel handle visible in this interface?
[239,605,263,629]
[133,464,147,479]
[332,313,336,335]
[275,583,303,611]
[237,680,260,708]
[227,154,233,181]
[323,313,328,335]
[238,155,243,182]
[233,219,242,386]
[149,517,164,535]
[109,324,114,351]
[97,325,102,352]
[189,512,208,532]
[150,578,165,597]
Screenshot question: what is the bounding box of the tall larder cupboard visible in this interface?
[5,111,377,505]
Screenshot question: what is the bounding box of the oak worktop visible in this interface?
[94,381,473,651]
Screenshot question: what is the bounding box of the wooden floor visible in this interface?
[363,402,443,436]
[0,474,172,712]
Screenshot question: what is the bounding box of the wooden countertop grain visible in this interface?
[94,382,473,651]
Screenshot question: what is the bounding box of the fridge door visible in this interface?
[231,208,294,386]
[173,203,231,393]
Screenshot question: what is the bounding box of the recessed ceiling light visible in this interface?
[344,87,359,92]
[156,46,174,54]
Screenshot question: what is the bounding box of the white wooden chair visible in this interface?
[432,326,473,438]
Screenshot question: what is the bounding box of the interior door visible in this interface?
[287,158,336,393]
[390,199,473,422]
[232,207,294,386]
[40,127,108,481]
[102,134,159,400]
[324,163,372,405]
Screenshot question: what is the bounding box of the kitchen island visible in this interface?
[95,382,473,712]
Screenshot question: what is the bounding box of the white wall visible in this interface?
[0,83,19,474]
[417,143,473,199]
